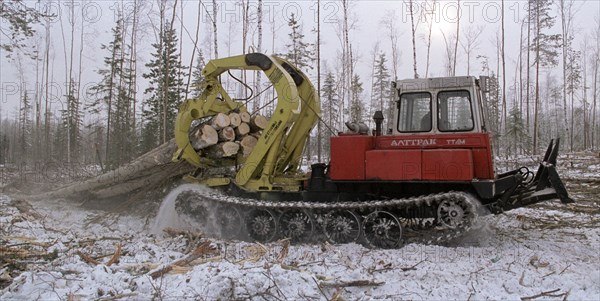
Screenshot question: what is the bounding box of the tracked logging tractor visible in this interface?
[170,53,572,248]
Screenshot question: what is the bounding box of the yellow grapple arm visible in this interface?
[173,53,320,192]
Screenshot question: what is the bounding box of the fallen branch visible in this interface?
[106,243,122,266]
[76,251,100,266]
[520,289,565,300]
[319,279,385,288]
[401,259,426,272]
[149,241,216,279]
[276,239,290,264]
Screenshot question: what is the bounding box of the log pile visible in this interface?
[190,112,267,159]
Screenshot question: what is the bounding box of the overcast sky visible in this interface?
[1,0,599,119]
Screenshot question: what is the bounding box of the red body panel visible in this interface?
[329,135,374,180]
[366,150,421,180]
[329,133,494,181]
[422,149,474,181]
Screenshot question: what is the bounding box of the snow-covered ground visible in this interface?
[1,154,599,300]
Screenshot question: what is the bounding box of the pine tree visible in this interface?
[89,18,138,168]
[0,133,8,164]
[0,0,41,55]
[322,71,339,131]
[190,50,206,98]
[320,71,339,159]
[63,79,83,163]
[18,90,32,158]
[283,13,315,70]
[89,18,124,165]
[348,74,364,123]
[141,26,187,153]
[111,55,137,167]
[485,74,501,155]
[506,106,531,155]
[371,52,391,126]
[565,44,582,151]
[528,0,561,153]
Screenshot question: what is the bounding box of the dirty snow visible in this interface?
[1,155,600,300]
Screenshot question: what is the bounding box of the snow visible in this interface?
[2,154,600,300]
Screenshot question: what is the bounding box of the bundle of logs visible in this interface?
[190,111,268,159]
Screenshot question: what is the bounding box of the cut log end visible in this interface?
[239,111,251,123]
[205,142,240,158]
[240,135,258,157]
[191,125,218,150]
[218,127,236,142]
[228,112,242,128]
[210,113,231,130]
[235,123,251,138]
[250,115,268,132]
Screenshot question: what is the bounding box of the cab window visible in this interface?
[437,90,474,132]
[397,92,432,132]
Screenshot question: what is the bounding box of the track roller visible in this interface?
[323,210,362,244]
[279,209,314,243]
[363,211,403,248]
[245,208,279,242]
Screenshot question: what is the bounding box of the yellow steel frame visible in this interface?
[173,53,320,192]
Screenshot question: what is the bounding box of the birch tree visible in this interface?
[459,25,483,75]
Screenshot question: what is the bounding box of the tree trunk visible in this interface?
[409,0,418,78]
[18,139,193,201]
[205,141,239,158]
[453,0,460,76]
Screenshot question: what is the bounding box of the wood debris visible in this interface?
[521,288,567,300]
[319,279,385,288]
[149,241,217,279]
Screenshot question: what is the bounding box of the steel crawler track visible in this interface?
[175,190,479,248]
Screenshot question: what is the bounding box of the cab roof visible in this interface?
[394,76,478,93]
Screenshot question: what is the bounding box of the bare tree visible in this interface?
[440,30,454,76]
[452,0,461,76]
[501,0,507,135]
[409,0,419,78]
[559,0,581,151]
[212,0,218,58]
[185,0,203,100]
[380,11,400,79]
[316,0,321,161]
[423,0,437,77]
[592,17,600,150]
[254,0,264,112]
[459,25,483,75]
